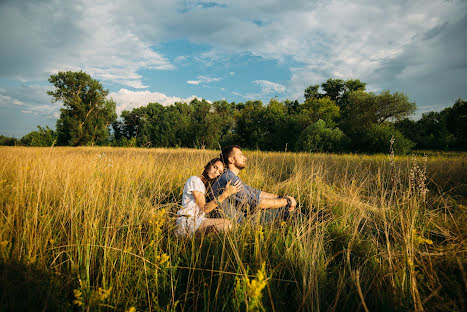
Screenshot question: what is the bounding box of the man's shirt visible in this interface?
[207,169,261,222]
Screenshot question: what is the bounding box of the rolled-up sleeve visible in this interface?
[208,170,261,208]
[236,182,261,208]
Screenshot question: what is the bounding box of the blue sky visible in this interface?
[1,0,466,138]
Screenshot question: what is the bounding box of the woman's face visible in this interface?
[206,160,224,179]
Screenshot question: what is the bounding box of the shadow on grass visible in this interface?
[0,261,73,312]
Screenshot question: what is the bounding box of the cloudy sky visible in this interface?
[1,0,466,137]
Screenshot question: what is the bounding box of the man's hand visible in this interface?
[286,196,297,211]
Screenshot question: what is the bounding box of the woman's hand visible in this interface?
[224,180,242,197]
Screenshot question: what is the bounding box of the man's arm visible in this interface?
[260,191,279,199]
[256,195,297,210]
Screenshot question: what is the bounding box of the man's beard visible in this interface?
[235,163,246,170]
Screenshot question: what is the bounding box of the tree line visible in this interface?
[1,71,465,153]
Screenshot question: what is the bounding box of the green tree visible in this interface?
[304,78,366,109]
[0,135,17,146]
[304,85,321,100]
[300,96,340,127]
[296,119,346,153]
[48,71,117,146]
[19,126,57,147]
[362,123,414,154]
[343,90,416,134]
[446,99,466,150]
[234,100,266,150]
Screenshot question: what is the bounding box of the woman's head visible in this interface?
[201,158,224,181]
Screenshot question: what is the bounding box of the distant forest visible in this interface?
[1,71,465,154]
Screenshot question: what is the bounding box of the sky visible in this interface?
[1,0,466,138]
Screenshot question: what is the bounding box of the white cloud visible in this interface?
[0,0,174,88]
[109,88,206,114]
[1,0,466,118]
[187,80,201,85]
[234,80,286,99]
[186,75,222,85]
[254,80,286,94]
[0,85,58,115]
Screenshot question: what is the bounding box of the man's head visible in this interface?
[220,145,247,171]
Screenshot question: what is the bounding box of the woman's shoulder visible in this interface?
[186,176,202,183]
[184,176,205,191]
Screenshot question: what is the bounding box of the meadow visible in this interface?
[0,147,466,311]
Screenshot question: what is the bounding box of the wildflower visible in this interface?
[255,225,264,241]
[243,262,268,311]
[412,229,434,246]
[280,221,286,227]
[149,208,166,234]
[156,253,169,266]
[126,307,136,312]
[124,247,133,253]
[0,241,8,248]
[73,289,83,306]
[49,239,55,245]
[97,287,112,301]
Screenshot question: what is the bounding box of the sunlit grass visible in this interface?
[0,147,466,311]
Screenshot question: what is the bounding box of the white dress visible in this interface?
[175,176,207,236]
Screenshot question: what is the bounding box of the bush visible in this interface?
[19,126,57,147]
[296,119,347,152]
[363,123,414,154]
[0,135,17,146]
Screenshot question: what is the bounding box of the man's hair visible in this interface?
[220,145,241,165]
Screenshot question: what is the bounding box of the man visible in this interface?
[208,145,297,223]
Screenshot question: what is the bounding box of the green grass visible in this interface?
[0,147,466,311]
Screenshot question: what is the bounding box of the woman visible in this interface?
[175,158,241,236]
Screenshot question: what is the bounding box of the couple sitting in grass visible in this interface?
[175,145,297,237]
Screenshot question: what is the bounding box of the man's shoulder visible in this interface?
[218,169,239,182]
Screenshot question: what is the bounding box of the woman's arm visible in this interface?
[192,190,206,210]
[201,180,242,214]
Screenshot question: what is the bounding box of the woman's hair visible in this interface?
[201,158,223,184]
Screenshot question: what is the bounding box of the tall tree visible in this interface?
[304,78,366,108]
[48,71,117,146]
[343,90,416,134]
[304,85,321,100]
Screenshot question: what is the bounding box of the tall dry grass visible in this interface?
[0,146,466,311]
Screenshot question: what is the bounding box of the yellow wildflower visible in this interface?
[255,225,264,240]
[0,241,8,248]
[243,262,268,311]
[126,307,136,312]
[149,208,166,234]
[49,239,55,245]
[412,229,434,246]
[97,287,112,301]
[280,221,286,227]
[73,289,83,306]
[156,253,170,266]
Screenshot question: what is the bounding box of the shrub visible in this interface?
[363,123,413,154]
[297,119,347,152]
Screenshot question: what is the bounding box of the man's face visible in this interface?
[229,147,247,170]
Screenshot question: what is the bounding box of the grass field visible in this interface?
[0,147,466,311]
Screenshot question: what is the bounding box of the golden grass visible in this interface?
[0,146,466,311]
